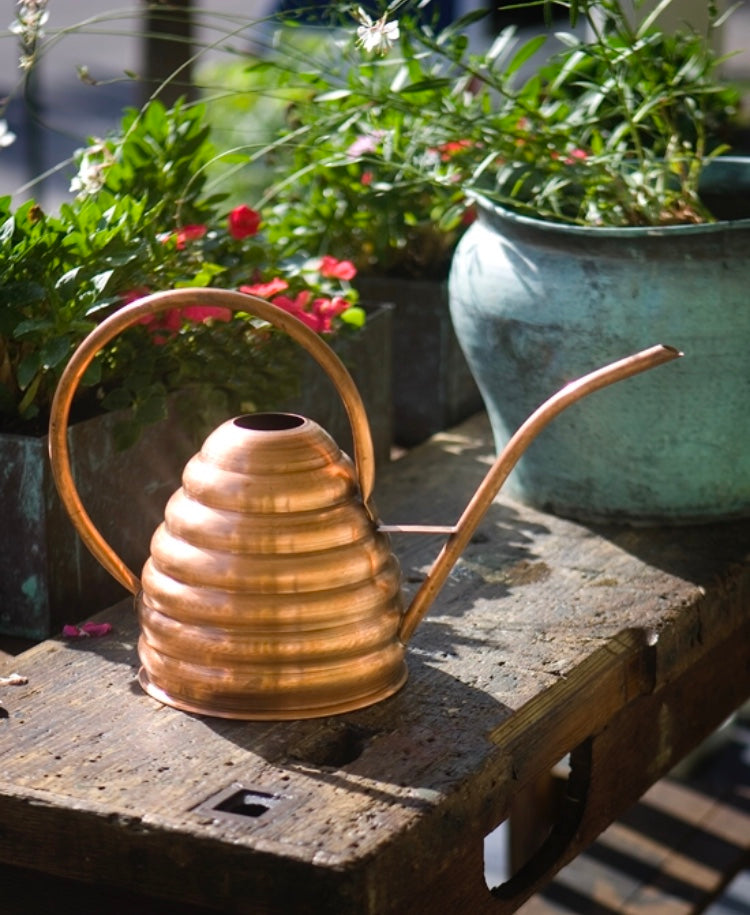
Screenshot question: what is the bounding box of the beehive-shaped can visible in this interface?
[48,289,682,722]
[136,413,407,719]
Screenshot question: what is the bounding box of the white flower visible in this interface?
[355,7,399,55]
[11,1,49,70]
[0,120,16,149]
[346,129,387,158]
[11,0,49,35]
[69,141,113,198]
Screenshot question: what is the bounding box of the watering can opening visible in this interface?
[47,288,682,720]
[233,412,306,432]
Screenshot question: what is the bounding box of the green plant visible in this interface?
[243,0,741,236]
[0,99,363,441]
[199,19,474,279]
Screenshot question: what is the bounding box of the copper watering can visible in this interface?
[49,288,680,720]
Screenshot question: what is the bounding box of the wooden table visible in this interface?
[1,412,749,914]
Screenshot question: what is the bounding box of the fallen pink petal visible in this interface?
[81,622,113,637]
[63,622,113,638]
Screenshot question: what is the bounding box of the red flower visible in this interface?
[139,307,183,345]
[361,170,374,186]
[139,305,231,345]
[436,139,473,162]
[269,293,351,334]
[181,305,232,323]
[240,278,290,299]
[319,255,357,281]
[174,224,207,249]
[312,296,351,332]
[461,204,477,227]
[120,286,151,306]
[242,280,351,333]
[272,291,322,331]
[228,204,261,239]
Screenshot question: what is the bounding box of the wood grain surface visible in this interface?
[1,413,748,913]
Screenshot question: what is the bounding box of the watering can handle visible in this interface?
[48,288,377,596]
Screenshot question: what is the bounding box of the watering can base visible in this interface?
[137,665,409,720]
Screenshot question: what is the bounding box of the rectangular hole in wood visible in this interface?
[215,788,277,818]
[192,782,292,826]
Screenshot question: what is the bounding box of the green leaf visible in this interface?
[92,269,115,295]
[100,387,134,411]
[17,352,41,389]
[339,306,366,329]
[553,31,582,50]
[0,216,15,246]
[113,418,141,452]
[485,27,517,64]
[0,280,44,310]
[135,390,168,425]
[40,336,72,369]
[81,358,102,388]
[505,35,548,76]
[55,266,83,294]
[314,89,352,102]
[13,317,54,339]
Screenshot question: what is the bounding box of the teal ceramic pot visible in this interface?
[448,157,750,524]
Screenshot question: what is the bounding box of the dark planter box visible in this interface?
[0,307,392,640]
[0,405,203,641]
[356,277,482,447]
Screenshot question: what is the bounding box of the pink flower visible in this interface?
[319,255,357,281]
[228,204,261,239]
[347,131,386,158]
[311,296,351,332]
[270,293,351,334]
[273,290,311,313]
[243,281,351,334]
[553,147,589,165]
[173,224,207,249]
[272,291,324,331]
[240,278,289,299]
[565,148,588,165]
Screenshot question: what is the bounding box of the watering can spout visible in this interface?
[394,343,682,645]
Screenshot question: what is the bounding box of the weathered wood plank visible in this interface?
[0,413,749,913]
[491,608,750,912]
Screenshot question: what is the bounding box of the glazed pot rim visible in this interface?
[470,155,750,238]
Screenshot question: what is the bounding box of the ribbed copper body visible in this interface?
[136,413,406,719]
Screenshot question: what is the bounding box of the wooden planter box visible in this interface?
[0,405,202,641]
[0,308,392,640]
[356,277,482,446]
